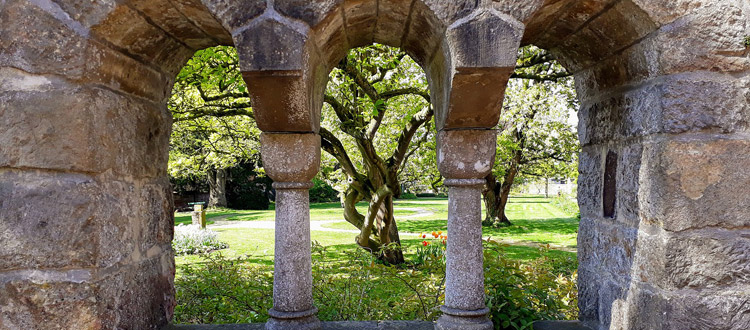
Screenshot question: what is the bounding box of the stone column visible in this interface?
[436,130,496,330]
[260,133,322,330]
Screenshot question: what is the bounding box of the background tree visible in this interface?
[169,47,260,208]
[482,46,579,227]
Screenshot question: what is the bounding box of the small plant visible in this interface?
[744,36,750,47]
[413,231,447,266]
[173,224,229,255]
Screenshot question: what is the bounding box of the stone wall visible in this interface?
[526,1,750,329]
[0,0,748,329]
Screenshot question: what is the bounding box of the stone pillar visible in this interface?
[260,133,322,330]
[436,130,497,330]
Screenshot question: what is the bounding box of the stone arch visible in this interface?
[524,1,750,329]
[1,0,748,329]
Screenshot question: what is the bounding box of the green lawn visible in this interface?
[174,195,579,266]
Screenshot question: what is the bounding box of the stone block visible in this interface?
[640,138,750,232]
[309,4,349,68]
[128,0,217,50]
[653,1,748,75]
[436,130,496,179]
[200,0,265,32]
[170,0,234,45]
[242,71,320,132]
[530,0,617,54]
[609,283,666,330]
[0,0,89,79]
[445,10,523,69]
[664,291,750,330]
[576,266,601,325]
[260,133,321,183]
[615,143,643,226]
[0,252,174,330]
[90,4,190,71]
[235,18,310,72]
[402,0,446,64]
[0,170,174,270]
[342,0,377,47]
[374,0,411,47]
[421,0,479,26]
[665,232,750,290]
[577,146,602,219]
[0,80,171,177]
[440,67,512,129]
[274,0,343,28]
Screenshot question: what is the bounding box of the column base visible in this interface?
[265,307,321,330]
[435,306,493,330]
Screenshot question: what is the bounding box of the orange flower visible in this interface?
[422,240,430,246]
[431,231,438,238]
[437,231,443,235]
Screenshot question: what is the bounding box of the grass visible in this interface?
[174,195,579,267]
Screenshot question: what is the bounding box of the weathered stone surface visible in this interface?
[274,0,342,28]
[260,133,321,183]
[243,71,320,132]
[199,0,265,33]
[640,138,750,231]
[401,0,445,65]
[342,0,377,47]
[235,18,309,72]
[171,0,233,45]
[0,170,173,270]
[128,0,217,50]
[445,10,523,69]
[441,67,512,129]
[373,0,411,47]
[436,130,496,180]
[0,78,171,177]
[0,253,174,330]
[577,146,602,219]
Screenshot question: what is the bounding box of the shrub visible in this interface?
[416,192,436,198]
[399,192,417,200]
[551,194,580,219]
[173,241,578,328]
[174,253,273,324]
[173,224,229,255]
[310,178,339,203]
[484,240,578,330]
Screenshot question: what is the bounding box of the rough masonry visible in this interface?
[0,0,748,329]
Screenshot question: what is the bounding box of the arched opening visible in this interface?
[1,0,747,329]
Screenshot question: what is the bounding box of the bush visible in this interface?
[551,194,580,219]
[310,178,339,203]
[172,224,229,255]
[174,253,273,324]
[484,240,578,330]
[416,192,436,198]
[399,192,417,200]
[227,162,272,210]
[173,241,578,327]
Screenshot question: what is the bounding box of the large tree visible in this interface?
[168,47,260,208]
[482,47,579,227]
[319,45,433,264]
[169,45,433,264]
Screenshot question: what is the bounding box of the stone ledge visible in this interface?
[164,320,435,330]
[533,320,593,330]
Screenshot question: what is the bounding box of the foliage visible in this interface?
[744,36,750,47]
[484,241,578,330]
[173,224,229,255]
[174,253,273,324]
[173,239,577,327]
[226,162,271,210]
[399,192,417,200]
[310,178,340,203]
[551,193,580,219]
[168,47,260,180]
[416,192,436,198]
